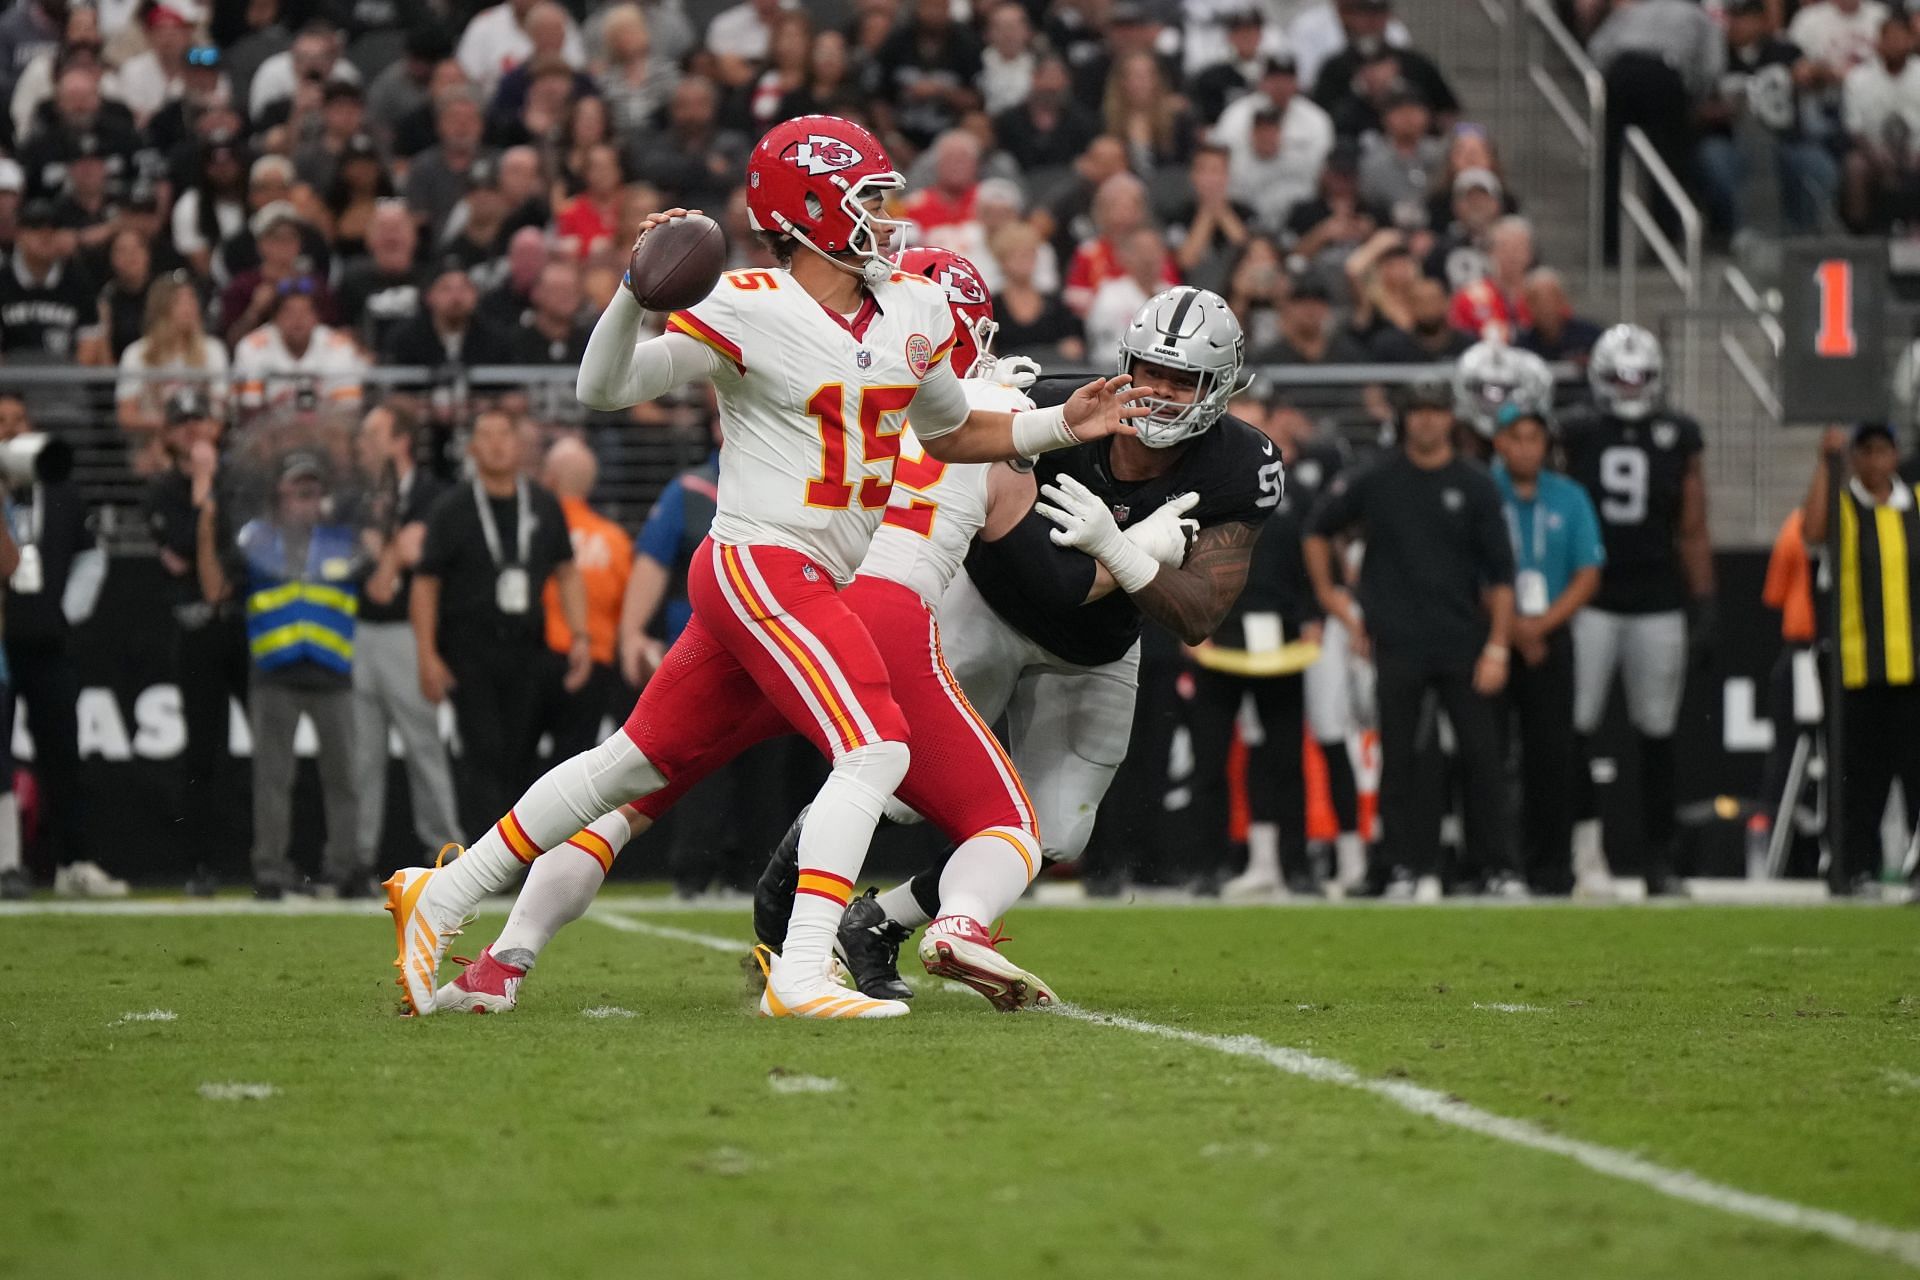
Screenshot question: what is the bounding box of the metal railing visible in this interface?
[1520,0,1606,289]
[1620,125,1705,400]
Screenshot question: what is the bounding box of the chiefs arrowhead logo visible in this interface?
[935,265,987,307]
[784,135,864,176]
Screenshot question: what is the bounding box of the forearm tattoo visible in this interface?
[1129,520,1260,645]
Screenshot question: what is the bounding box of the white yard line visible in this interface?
[589,910,1920,1273]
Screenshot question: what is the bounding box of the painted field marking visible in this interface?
[109,1009,177,1026]
[767,1071,842,1095]
[582,1006,637,1020]
[589,910,1920,1272]
[197,1082,277,1101]
[1472,1002,1548,1013]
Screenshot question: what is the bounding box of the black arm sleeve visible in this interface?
[974,509,1100,610]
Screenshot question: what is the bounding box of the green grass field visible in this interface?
[4,899,1918,1279]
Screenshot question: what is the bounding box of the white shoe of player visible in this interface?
[382,847,474,1017]
[54,861,129,898]
[1222,866,1282,899]
[1412,875,1444,904]
[755,948,909,1019]
[919,915,1057,1011]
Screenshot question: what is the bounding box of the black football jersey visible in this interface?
[1560,407,1703,613]
[0,260,98,359]
[965,377,1282,666]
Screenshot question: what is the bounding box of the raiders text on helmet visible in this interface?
[1117,286,1246,448]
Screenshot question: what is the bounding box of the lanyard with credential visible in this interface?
[1503,499,1548,573]
[471,478,533,567]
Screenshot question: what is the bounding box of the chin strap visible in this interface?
[785,223,892,285]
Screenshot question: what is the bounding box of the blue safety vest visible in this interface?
[240,519,359,674]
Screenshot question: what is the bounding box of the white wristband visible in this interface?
[1103,537,1162,595]
[1010,404,1076,457]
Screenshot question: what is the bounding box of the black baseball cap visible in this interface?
[1726,0,1768,15]
[1262,53,1299,77]
[17,197,61,229]
[165,387,213,424]
[1381,81,1427,113]
[1853,421,1898,448]
[1399,378,1452,413]
[1286,270,1333,303]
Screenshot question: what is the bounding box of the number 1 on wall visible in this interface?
[1814,258,1857,359]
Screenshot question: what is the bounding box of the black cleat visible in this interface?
[753,805,808,951]
[0,867,27,900]
[836,888,915,1001]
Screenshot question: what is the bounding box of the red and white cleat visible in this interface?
[918,916,1056,1011]
[435,946,527,1014]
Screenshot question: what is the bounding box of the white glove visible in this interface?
[1035,473,1161,594]
[1124,491,1200,568]
[982,354,1042,390]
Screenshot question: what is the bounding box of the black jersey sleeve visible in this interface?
[1191,415,1285,529]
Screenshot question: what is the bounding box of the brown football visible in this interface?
[626,214,727,312]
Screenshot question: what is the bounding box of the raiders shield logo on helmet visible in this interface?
[784,134,864,176]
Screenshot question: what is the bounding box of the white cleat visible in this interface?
[1412,875,1444,904]
[918,915,1056,1011]
[1222,867,1283,900]
[755,946,909,1019]
[382,846,473,1017]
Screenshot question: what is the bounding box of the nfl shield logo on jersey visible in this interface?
[1443,488,1464,512]
[856,350,873,370]
[905,333,933,378]
[1653,422,1678,450]
[801,564,819,583]
[1111,504,1130,523]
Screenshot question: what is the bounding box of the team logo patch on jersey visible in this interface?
[1653,422,1678,450]
[1442,488,1464,512]
[905,333,933,378]
[856,350,873,370]
[784,134,864,176]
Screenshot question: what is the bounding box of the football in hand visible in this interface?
[626,214,727,312]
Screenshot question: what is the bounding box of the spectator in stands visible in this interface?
[1105,50,1195,174]
[978,1,1037,117]
[248,20,360,124]
[1215,56,1335,232]
[904,129,983,251]
[1286,145,1385,277]
[171,131,247,277]
[625,75,743,213]
[367,25,451,157]
[1450,215,1534,341]
[290,82,367,194]
[875,0,982,153]
[479,224,545,332]
[510,259,589,367]
[555,144,624,261]
[350,403,459,881]
[381,257,511,372]
[219,202,332,347]
[705,0,789,89]
[1289,0,1413,90]
[458,0,583,98]
[739,11,810,129]
[0,199,105,363]
[414,408,585,836]
[1374,273,1472,362]
[994,54,1099,176]
[117,1,194,124]
[223,0,289,114]
[1063,171,1177,316]
[1698,0,1837,239]
[1251,268,1372,433]
[1312,0,1459,136]
[322,136,391,263]
[1220,234,1284,350]
[1084,226,1170,362]
[1426,165,1506,289]
[967,177,1044,291]
[217,155,332,289]
[20,65,140,202]
[1788,0,1888,84]
[1167,143,1255,294]
[1801,422,1920,895]
[337,202,421,356]
[1427,126,1520,231]
[1842,11,1920,231]
[557,93,609,192]
[1358,85,1445,223]
[392,59,468,160]
[1188,8,1268,125]
[1590,0,1723,259]
[536,436,630,759]
[1492,404,1605,895]
[775,28,857,121]
[144,42,231,162]
[594,4,676,137]
[198,448,362,898]
[116,273,227,466]
[987,220,1083,361]
[1516,268,1604,365]
[1344,229,1418,347]
[232,277,365,416]
[487,3,593,130]
[96,227,153,364]
[405,86,493,244]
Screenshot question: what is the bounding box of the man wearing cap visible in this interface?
[1357,82,1445,217]
[1286,0,1412,88]
[0,197,105,366]
[247,19,360,124]
[1305,380,1515,901]
[231,275,365,415]
[1491,402,1604,895]
[380,257,512,419]
[218,200,333,346]
[1801,421,1920,896]
[1214,54,1335,229]
[49,129,114,252]
[197,447,363,897]
[1310,0,1458,133]
[116,0,197,123]
[1187,8,1270,125]
[144,41,228,158]
[1249,270,1371,430]
[143,388,250,887]
[404,85,495,245]
[18,63,141,201]
[291,80,368,191]
[1425,165,1507,289]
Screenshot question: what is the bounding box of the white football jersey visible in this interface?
[666,266,959,584]
[858,378,1033,605]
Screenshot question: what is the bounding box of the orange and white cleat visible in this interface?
[753,945,909,1019]
[919,916,1056,1011]
[435,945,528,1014]
[382,845,473,1017]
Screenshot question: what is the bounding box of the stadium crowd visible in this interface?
[0,0,1902,908]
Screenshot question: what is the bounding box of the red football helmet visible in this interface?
[897,246,998,378]
[745,115,905,285]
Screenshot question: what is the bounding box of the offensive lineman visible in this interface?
[1559,324,1714,896]
[383,116,1147,1019]
[433,248,1199,1013]
[762,285,1283,1002]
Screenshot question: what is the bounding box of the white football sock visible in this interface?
[936,826,1039,926]
[436,733,663,913]
[875,880,931,931]
[0,792,19,874]
[1334,831,1367,887]
[779,742,910,974]
[491,809,633,962]
[1241,822,1280,882]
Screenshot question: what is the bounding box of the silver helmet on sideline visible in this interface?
[1453,340,1553,438]
[1588,323,1664,420]
[1117,286,1246,448]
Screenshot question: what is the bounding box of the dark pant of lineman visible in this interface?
[174,606,252,875]
[533,655,629,764]
[444,638,547,838]
[1082,652,1184,887]
[5,634,83,874]
[1375,648,1509,880]
[1837,683,1920,888]
[249,675,358,889]
[1603,52,1695,261]
[1506,629,1576,894]
[1187,667,1309,884]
